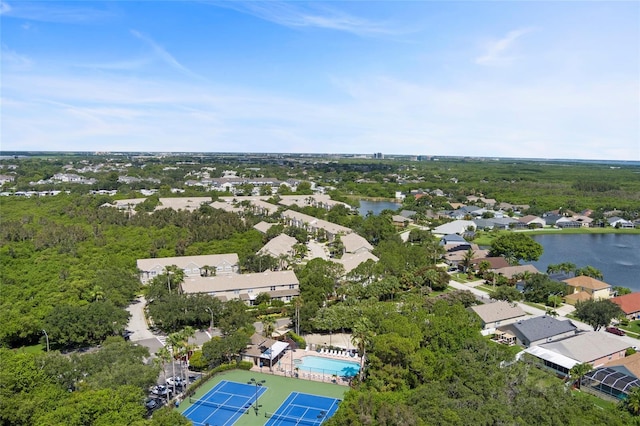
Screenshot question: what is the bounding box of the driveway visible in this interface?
[126,296,156,341]
[306,241,328,260]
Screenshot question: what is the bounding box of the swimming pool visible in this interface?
[295,355,360,377]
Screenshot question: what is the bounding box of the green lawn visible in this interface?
[177,369,349,426]
[618,321,640,338]
[572,389,618,411]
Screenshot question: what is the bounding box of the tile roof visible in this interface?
[563,276,611,290]
[611,293,640,315]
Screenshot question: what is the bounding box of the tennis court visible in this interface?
[265,392,340,426]
[182,380,268,426]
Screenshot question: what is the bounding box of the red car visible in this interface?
[605,326,626,336]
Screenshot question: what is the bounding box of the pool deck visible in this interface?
[249,347,362,386]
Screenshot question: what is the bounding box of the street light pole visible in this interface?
[205,307,214,332]
[247,378,265,415]
[42,329,49,352]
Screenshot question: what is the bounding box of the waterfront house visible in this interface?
[611,293,640,320]
[563,276,612,305]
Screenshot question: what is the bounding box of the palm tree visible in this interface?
[478,260,491,277]
[569,362,593,390]
[262,316,276,339]
[155,346,172,398]
[293,297,303,336]
[351,318,374,382]
[179,326,196,388]
[622,387,640,415]
[166,332,182,395]
[461,248,475,275]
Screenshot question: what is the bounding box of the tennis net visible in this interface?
[188,397,251,413]
[264,411,325,425]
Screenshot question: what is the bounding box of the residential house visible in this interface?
[517,215,546,228]
[0,174,15,185]
[524,332,631,378]
[471,256,511,271]
[608,216,634,229]
[543,214,564,226]
[495,265,541,281]
[611,293,640,320]
[398,210,417,219]
[432,220,476,236]
[341,233,374,254]
[538,332,630,368]
[499,316,577,348]
[258,234,298,260]
[155,197,212,212]
[137,253,239,284]
[469,301,527,331]
[180,270,300,305]
[563,276,612,305]
[392,214,413,228]
[253,221,276,234]
[335,251,380,274]
[439,234,471,248]
[281,210,351,241]
[581,353,640,401]
[556,217,582,229]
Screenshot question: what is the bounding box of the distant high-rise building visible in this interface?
[373,152,384,159]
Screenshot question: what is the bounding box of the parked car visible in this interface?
[606,326,626,336]
[166,376,184,387]
[145,398,162,411]
[151,385,172,396]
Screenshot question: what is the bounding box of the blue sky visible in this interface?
[1,1,638,160]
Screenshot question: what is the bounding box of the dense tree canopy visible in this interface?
[489,233,543,264]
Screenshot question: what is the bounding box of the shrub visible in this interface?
[238,360,253,370]
[286,331,306,349]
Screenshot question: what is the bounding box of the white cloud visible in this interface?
[211,1,401,37]
[0,1,115,23]
[476,28,535,66]
[2,66,637,160]
[130,30,206,81]
[1,45,33,70]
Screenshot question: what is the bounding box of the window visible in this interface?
[248,289,253,293]
[233,290,240,294]
[270,286,276,291]
[289,284,296,289]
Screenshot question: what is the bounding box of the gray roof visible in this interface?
[540,332,632,364]
[511,316,577,343]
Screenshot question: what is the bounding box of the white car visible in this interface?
[166,377,184,387]
[151,385,171,396]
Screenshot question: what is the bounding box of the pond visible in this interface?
[357,200,402,216]
[530,233,640,290]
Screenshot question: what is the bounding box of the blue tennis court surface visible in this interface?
[183,380,267,426]
[265,392,340,425]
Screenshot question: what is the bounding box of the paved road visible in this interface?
[126,296,156,341]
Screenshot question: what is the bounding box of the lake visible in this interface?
[357,200,402,216]
[530,234,640,290]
